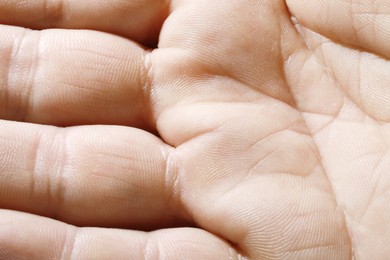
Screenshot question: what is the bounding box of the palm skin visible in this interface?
[0,0,389,259]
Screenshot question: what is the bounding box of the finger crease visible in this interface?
[60,226,79,260]
[30,130,45,201]
[43,0,64,27]
[163,148,182,217]
[52,128,68,220]
[143,234,160,260]
[141,51,157,128]
[20,31,42,122]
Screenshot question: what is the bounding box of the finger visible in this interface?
[0,210,242,260]
[0,0,170,46]
[286,0,390,59]
[0,25,153,128]
[0,120,187,229]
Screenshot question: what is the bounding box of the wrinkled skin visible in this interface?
[0,0,389,259]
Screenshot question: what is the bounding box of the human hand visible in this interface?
[0,0,389,259]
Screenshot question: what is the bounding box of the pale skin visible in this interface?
[0,0,389,259]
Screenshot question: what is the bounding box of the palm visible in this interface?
[0,0,389,259]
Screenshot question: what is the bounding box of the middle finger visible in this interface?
[0,25,153,128]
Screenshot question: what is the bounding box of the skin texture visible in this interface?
[0,0,389,259]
